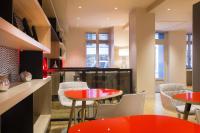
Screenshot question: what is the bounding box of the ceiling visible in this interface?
[152,0,200,32]
[49,0,200,32]
[66,0,156,28]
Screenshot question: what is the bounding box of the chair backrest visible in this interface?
[160,83,186,92]
[115,93,145,116]
[159,83,188,112]
[58,81,89,95]
[58,82,89,106]
[196,110,200,124]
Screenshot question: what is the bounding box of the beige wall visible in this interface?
[113,27,129,47]
[112,26,129,68]
[64,27,113,67]
[129,8,155,93]
[168,31,186,83]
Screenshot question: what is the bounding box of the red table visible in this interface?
[64,88,123,132]
[173,92,200,120]
[69,115,200,133]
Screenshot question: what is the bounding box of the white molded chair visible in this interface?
[196,110,200,124]
[159,83,197,118]
[58,82,94,122]
[96,93,145,119]
[58,82,94,107]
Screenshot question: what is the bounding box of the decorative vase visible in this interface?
[0,76,10,92]
[20,71,32,82]
[53,61,58,68]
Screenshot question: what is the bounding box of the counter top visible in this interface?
[0,77,51,115]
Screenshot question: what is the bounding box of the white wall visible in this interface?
[129,8,155,93]
[113,26,129,68]
[64,27,113,67]
[168,31,186,83]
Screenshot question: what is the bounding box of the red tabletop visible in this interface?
[69,115,200,133]
[173,92,200,104]
[64,89,123,101]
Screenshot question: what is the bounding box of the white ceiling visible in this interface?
[50,0,200,32]
[152,0,200,32]
[66,0,156,28]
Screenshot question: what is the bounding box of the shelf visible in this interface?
[0,18,50,53]
[34,115,51,133]
[0,77,51,115]
[51,27,60,41]
[13,0,50,27]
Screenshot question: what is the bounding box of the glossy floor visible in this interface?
[50,93,197,133]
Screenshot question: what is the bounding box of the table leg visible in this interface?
[67,100,76,133]
[183,103,191,120]
[81,101,86,122]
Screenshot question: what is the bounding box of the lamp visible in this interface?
[118,48,129,68]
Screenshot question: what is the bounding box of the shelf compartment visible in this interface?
[0,18,50,53]
[34,115,51,133]
[13,0,50,27]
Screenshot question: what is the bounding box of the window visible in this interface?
[86,33,110,68]
[155,45,165,80]
[155,32,165,80]
[86,43,97,67]
[155,32,165,40]
[186,34,192,69]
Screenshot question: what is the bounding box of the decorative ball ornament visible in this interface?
[0,76,10,92]
[20,71,32,82]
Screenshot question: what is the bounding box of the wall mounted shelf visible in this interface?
[13,0,50,27]
[0,18,50,53]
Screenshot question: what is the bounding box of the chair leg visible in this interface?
[74,109,76,124]
[177,113,181,118]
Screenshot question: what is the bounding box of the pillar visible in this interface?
[129,8,155,93]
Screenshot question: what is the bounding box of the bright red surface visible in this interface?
[173,92,200,104]
[69,115,200,133]
[64,89,122,100]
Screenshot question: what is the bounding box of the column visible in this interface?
[168,31,186,83]
[193,2,200,92]
[129,8,155,93]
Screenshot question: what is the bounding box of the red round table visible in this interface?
[64,88,123,132]
[173,92,200,120]
[69,115,200,133]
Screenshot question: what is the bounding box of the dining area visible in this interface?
[53,80,200,133]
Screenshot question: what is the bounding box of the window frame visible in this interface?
[86,32,111,68]
[155,32,165,81]
[186,34,192,69]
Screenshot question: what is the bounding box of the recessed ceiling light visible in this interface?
[76,17,80,20]
[78,6,82,9]
[114,7,118,10]
[167,8,171,11]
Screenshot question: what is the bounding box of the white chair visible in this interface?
[58,82,94,122]
[196,110,200,124]
[159,83,197,118]
[96,93,145,119]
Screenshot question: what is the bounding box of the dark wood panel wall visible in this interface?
[20,51,43,79]
[193,2,200,92]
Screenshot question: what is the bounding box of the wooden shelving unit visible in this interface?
[0,18,50,52]
[13,0,50,26]
[0,0,51,53]
[0,77,52,133]
[34,115,51,133]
